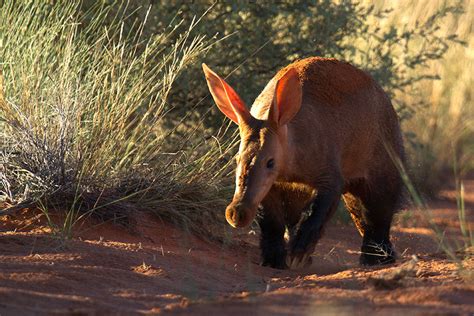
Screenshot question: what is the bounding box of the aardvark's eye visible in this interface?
[266,158,275,169]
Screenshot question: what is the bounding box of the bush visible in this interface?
[124,2,462,129]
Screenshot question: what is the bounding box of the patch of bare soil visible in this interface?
[1,181,473,315]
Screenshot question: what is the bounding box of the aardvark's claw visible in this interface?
[286,252,312,270]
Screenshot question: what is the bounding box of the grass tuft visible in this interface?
[0,2,234,238]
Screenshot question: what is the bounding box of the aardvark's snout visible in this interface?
[225,202,257,228]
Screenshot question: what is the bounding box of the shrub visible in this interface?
[122,2,463,128]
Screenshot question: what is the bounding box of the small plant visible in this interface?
[454,156,473,251]
[38,201,80,242]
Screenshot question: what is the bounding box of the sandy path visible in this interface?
[0,181,473,315]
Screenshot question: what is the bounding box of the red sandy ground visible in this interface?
[0,181,473,315]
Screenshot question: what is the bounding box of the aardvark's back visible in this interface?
[251,57,404,183]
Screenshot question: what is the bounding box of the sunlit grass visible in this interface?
[387,142,473,280]
[0,2,235,237]
[365,0,473,193]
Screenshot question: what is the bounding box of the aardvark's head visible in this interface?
[202,64,302,228]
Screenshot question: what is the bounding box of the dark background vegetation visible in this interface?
[107,1,462,129]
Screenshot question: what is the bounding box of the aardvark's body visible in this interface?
[203,57,404,269]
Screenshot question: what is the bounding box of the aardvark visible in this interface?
[203,57,404,269]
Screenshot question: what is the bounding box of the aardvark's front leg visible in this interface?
[287,180,343,269]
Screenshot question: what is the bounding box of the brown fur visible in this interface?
[203,57,404,268]
[252,57,402,188]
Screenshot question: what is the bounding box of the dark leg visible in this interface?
[353,176,401,266]
[359,191,397,266]
[258,206,287,269]
[288,178,343,268]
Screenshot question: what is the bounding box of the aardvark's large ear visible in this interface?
[268,68,302,127]
[202,63,250,125]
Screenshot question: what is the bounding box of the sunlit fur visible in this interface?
[203,57,404,254]
[205,57,403,236]
[227,120,285,227]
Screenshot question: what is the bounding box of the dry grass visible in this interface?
[0,2,235,237]
[367,0,473,191]
[371,0,473,267]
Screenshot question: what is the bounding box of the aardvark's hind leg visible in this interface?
[351,175,400,266]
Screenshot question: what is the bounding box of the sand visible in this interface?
[0,181,473,315]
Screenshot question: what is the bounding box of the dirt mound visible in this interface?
[0,181,473,315]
